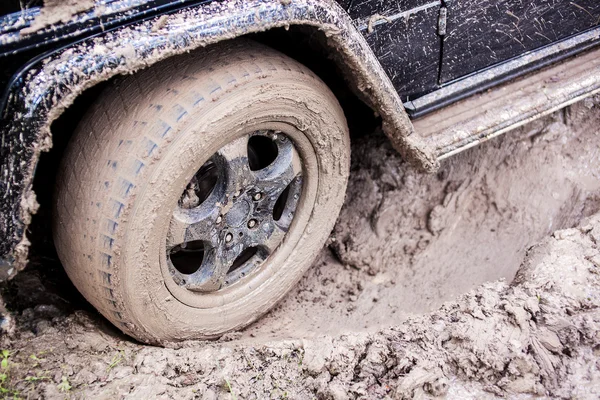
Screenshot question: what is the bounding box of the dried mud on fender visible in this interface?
[20,0,95,34]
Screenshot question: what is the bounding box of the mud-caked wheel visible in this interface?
[53,41,350,344]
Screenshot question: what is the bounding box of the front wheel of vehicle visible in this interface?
[53,41,350,344]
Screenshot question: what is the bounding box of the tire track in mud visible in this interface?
[243,98,600,340]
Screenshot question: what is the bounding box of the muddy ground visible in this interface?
[1,99,600,399]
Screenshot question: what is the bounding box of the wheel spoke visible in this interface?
[184,242,246,291]
[216,135,256,202]
[259,221,288,254]
[167,203,220,249]
[253,135,302,198]
[185,221,285,291]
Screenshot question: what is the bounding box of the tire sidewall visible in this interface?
[120,78,349,342]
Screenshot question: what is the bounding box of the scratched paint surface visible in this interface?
[441,0,600,83]
[334,0,442,100]
[361,3,441,100]
[335,0,433,19]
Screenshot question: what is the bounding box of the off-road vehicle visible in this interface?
[0,0,598,343]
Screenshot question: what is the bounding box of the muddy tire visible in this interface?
[53,41,350,344]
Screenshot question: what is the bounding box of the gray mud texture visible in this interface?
[1,99,600,399]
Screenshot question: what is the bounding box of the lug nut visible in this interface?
[248,219,257,229]
[225,233,233,243]
[253,193,262,201]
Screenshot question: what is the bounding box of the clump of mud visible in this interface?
[0,100,599,398]
[20,0,95,35]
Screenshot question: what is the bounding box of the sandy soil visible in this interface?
[0,99,599,398]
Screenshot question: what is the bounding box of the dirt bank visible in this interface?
[0,99,599,398]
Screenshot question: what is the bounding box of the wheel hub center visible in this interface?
[225,198,251,227]
[168,130,305,293]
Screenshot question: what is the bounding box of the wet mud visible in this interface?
[1,99,600,398]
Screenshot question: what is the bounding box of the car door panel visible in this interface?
[441,0,600,84]
[363,5,441,100]
[336,0,443,100]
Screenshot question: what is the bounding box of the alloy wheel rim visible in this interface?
[166,130,304,292]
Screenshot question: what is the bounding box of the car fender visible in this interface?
[0,0,438,279]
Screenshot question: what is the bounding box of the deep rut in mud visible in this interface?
[242,100,600,340]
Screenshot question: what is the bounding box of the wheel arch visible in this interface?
[0,0,438,279]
